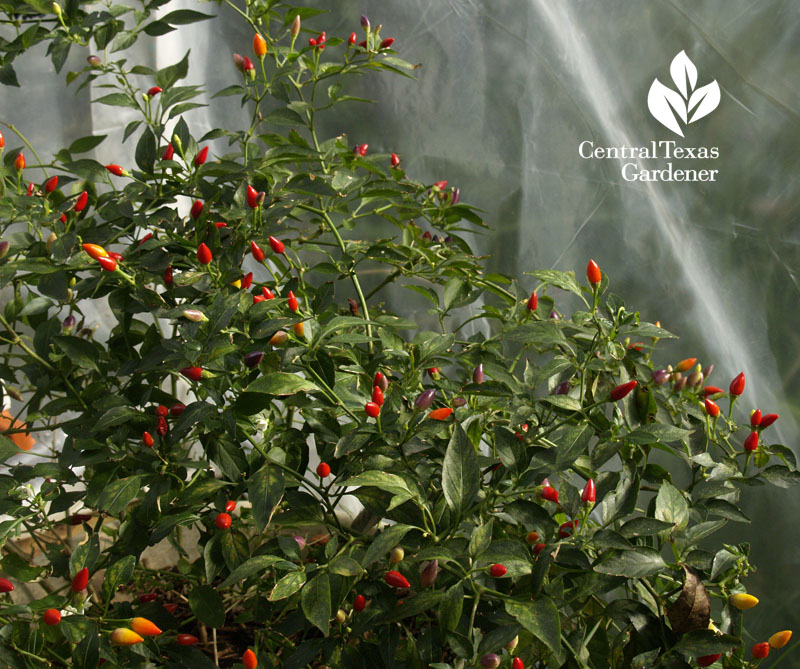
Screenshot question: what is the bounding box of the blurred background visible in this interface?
[2,0,799,645]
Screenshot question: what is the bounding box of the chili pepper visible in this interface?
[752,642,769,659]
[365,402,380,418]
[760,413,779,428]
[243,56,255,78]
[384,571,410,588]
[164,265,174,285]
[769,630,792,649]
[744,432,759,452]
[730,593,759,610]
[233,53,245,71]
[155,405,170,419]
[182,309,206,323]
[138,232,153,246]
[105,164,125,176]
[170,403,185,417]
[244,351,264,368]
[429,407,453,420]
[131,617,162,636]
[489,563,507,577]
[0,578,14,593]
[541,486,559,503]
[253,295,266,305]
[25,182,34,196]
[473,363,485,384]
[250,241,266,262]
[162,143,174,160]
[481,654,501,669]
[389,152,400,167]
[308,37,317,47]
[270,330,288,346]
[163,603,179,614]
[533,542,547,555]
[702,385,724,396]
[581,478,596,504]
[44,176,58,193]
[143,432,154,448]
[559,519,579,537]
[751,409,762,427]
[262,286,275,299]
[81,243,108,260]
[553,380,570,395]
[380,37,395,49]
[512,659,524,669]
[291,15,301,37]
[138,593,158,603]
[156,416,168,436]
[352,594,367,613]
[0,130,3,148]
[415,389,436,409]
[372,385,384,406]
[374,371,389,391]
[697,655,721,667]
[190,200,204,220]
[241,271,253,290]
[269,236,285,254]
[63,314,76,331]
[704,398,720,417]
[215,512,232,530]
[14,153,25,171]
[180,367,203,381]
[107,251,124,262]
[356,143,369,156]
[586,259,601,285]
[71,567,89,592]
[196,242,212,264]
[0,241,8,260]
[676,357,697,372]
[358,40,367,48]
[193,146,208,166]
[43,608,61,626]
[253,33,267,57]
[177,634,199,646]
[147,86,162,97]
[610,380,637,401]
[527,290,538,312]
[98,256,117,272]
[420,559,439,587]
[687,368,703,388]
[243,649,258,669]
[73,190,89,213]
[287,290,299,312]
[390,547,404,564]
[427,366,440,379]
[316,462,331,478]
[729,372,745,396]
[111,628,144,646]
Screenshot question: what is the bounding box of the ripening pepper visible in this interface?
[390,547,404,564]
[586,259,602,285]
[374,371,389,391]
[348,31,357,45]
[287,290,299,312]
[489,563,507,577]
[415,389,436,410]
[760,413,779,428]
[744,432,759,452]
[180,367,203,381]
[253,33,267,57]
[480,654,501,669]
[71,567,89,592]
[131,617,162,636]
[44,176,58,193]
[751,409,762,427]
[177,634,199,646]
[371,385,384,406]
[527,290,538,312]
[197,243,212,265]
[251,241,265,262]
[752,642,770,660]
[429,407,453,420]
[541,485,559,504]
[581,478,596,504]
[243,649,258,669]
[473,363,485,384]
[190,200,204,220]
[0,241,8,260]
[526,531,540,544]
[391,152,400,166]
[0,577,14,593]
[729,372,745,396]
[162,143,174,160]
[98,256,117,272]
[353,594,366,612]
[215,512,232,530]
[138,593,158,604]
[676,357,697,372]
[43,608,61,626]
[14,153,25,171]
[384,571,410,588]
[0,410,35,451]
[512,658,524,669]
[193,146,209,166]
[316,462,331,478]
[704,398,720,417]
[111,628,144,646]
[82,243,108,260]
[380,37,395,49]
[143,432,154,448]
[74,190,89,212]
[610,380,637,401]
[420,559,439,587]
[269,236,285,254]
[244,351,264,368]
[243,56,255,78]
[702,385,724,396]
[769,630,792,649]
[533,542,547,555]
[553,380,571,395]
[365,402,380,418]
[361,14,370,29]
[156,416,168,436]
[105,164,125,177]
[356,144,368,156]
[730,593,759,610]
[697,655,721,667]
[270,330,288,346]
[559,519,579,537]
[170,403,186,417]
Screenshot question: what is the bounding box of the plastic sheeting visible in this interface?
[2,0,799,637]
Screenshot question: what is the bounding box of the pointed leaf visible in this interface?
[442,423,480,519]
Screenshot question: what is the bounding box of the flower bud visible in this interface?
[414,389,436,410]
[0,240,9,259]
[293,535,306,550]
[549,309,560,320]
[360,14,370,30]
[233,53,245,71]
[451,397,467,407]
[182,309,206,322]
[290,15,301,38]
[450,187,460,205]
[87,55,101,67]
[63,314,76,331]
[505,636,519,651]
[687,370,703,388]
[651,369,670,385]
[702,364,714,380]
[472,363,485,384]
[420,559,439,587]
[51,2,61,16]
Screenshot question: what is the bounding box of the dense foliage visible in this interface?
[0,1,798,667]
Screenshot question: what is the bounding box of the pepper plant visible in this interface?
[0,1,798,667]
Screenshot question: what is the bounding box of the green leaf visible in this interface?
[19,296,53,316]
[245,372,320,396]
[134,127,156,173]
[0,553,44,581]
[220,531,250,571]
[219,555,290,589]
[363,524,414,567]
[504,321,569,348]
[442,423,480,520]
[541,395,582,412]
[626,423,693,444]
[101,555,135,602]
[655,481,689,530]
[619,517,674,538]
[383,591,443,623]
[269,571,306,601]
[301,572,331,636]
[96,475,143,515]
[328,555,363,577]
[594,547,667,577]
[188,585,225,628]
[72,625,99,668]
[52,336,102,371]
[339,471,416,499]
[505,597,561,657]
[528,269,583,296]
[93,92,138,109]
[155,50,191,89]
[68,135,106,154]
[673,630,740,657]
[248,463,284,532]
[760,465,800,488]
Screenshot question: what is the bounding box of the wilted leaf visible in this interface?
[667,566,710,636]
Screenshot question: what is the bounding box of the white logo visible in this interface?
[647,51,720,137]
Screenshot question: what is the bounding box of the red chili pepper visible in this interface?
[147,86,162,97]
[105,164,124,177]
[380,37,395,49]
[98,256,117,272]
[60,213,67,223]
[365,402,380,418]
[533,543,547,556]
[176,634,199,646]
[750,409,762,427]
[190,200,204,220]
[215,512,232,530]
[489,564,507,578]
[610,380,637,401]
[729,372,745,396]
[225,500,236,512]
[215,221,227,229]
[74,190,88,212]
[162,143,174,160]
[353,594,366,612]
[14,153,25,171]
[744,432,759,452]
[357,144,368,157]
[558,519,579,538]
[384,571,410,588]
[246,184,259,208]
[527,291,538,312]
[371,385,384,406]
[71,567,89,592]
[138,592,158,603]
[704,398,720,417]
[760,413,779,428]
[243,649,258,669]
[25,182,34,196]
[586,259,602,285]
[251,241,265,261]
[180,367,203,381]
[138,232,153,246]
[390,152,400,167]
[0,577,14,593]
[82,243,108,260]
[433,180,448,190]
[581,478,596,504]
[429,407,453,420]
[317,31,327,44]
[163,602,178,614]
[308,38,317,47]
[155,405,168,417]
[44,176,58,193]
[316,462,331,478]
[170,403,185,417]
[43,609,61,626]
[143,432,154,448]
[752,642,769,660]
[0,130,4,148]
[253,33,267,57]
[262,286,275,299]
[358,40,367,48]
[193,146,209,166]
[702,385,724,396]
[253,295,266,305]
[287,290,299,312]
[697,654,721,667]
[541,486,559,504]
[156,416,168,436]
[196,243,212,265]
[131,617,162,636]
[107,252,124,261]
[163,265,173,285]
[269,236,285,254]
[348,32,357,45]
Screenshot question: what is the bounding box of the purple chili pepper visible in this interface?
[244,351,264,368]
[553,380,570,395]
[63,314,76,331]
[450,187,460,205]
[415,389,436,410]
[473,363,485,385]
[451,397,467,407]
[651,369,670,386]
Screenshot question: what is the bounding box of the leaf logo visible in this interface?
[647,51,720,137]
